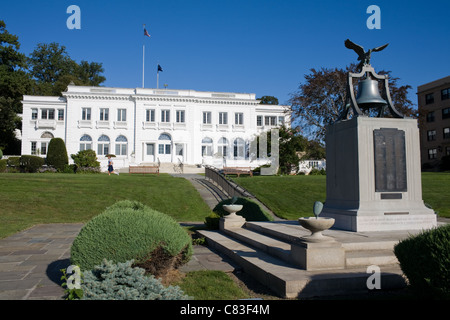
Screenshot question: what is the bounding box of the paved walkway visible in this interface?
[0,173,236,300]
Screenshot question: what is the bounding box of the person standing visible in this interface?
[107,155,119,175]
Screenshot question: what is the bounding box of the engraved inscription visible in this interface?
[373,128,407,192]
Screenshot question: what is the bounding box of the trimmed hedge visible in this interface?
[20,155,45,173]
[46,138,68,171]
[70,200,192,275]
[394,224,450,298]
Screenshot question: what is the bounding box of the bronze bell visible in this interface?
[355,77,387,110]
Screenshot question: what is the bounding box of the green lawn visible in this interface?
[0,173,212,238]
[234,172,450,220]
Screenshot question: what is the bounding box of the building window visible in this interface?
[58,109,64,121]
[161,110,170,122]
[442,88,450,101]
[425,93,434,104]
[117,109,126,121]
[427,130,436,141]
[115,135,128,156]
[428,148,437,160]
[442,107,450,119]
[201,137,213,157]
[233,138,245,159]
[41,108,55,120]
[219,112,228,125]
[32,109,38,120]
[80,134,92,151]
[278,116,285,125]
[176,110,185,123]
[97,135,110,156]
[203,111,211,124]
[265,116,276,126]
[235,113,243,125]
[100,108,109,121]
[82,108,91,121]
[31,142,37,155]
[40,142,48,155]
[146,109,155,122]
[218,137,228,157]
[444,127,450,139]
[426,111,435,122]
[257,115,262,127]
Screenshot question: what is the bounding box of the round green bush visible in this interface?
[213,197,273,221]
[70,200,192,273]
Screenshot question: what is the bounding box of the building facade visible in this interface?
[417,76,450,170]
[21,85,289,171]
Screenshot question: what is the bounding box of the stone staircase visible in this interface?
[197,220,413,298]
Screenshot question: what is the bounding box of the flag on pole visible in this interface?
[157,64,163,72]
[143,24,151,37]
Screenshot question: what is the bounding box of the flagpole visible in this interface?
[157,69,159,89]
[142,44,145,88]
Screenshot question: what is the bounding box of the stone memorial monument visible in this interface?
[320,39,437,232]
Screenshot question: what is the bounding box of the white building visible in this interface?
[21,85,289,171]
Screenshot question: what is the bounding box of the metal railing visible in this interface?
[204,165,254,198]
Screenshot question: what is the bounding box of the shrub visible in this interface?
[7,156,20,167]
[80,259,190,300]
[70,200,192,277]
[204,212,221,229]
[46,138,68,171]
[394,224,450,298]
[71,149,100,173]
[213,197,273,221]
[0,159,6,172]
[20,155,45,173]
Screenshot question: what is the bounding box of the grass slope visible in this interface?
[0,173,211,238]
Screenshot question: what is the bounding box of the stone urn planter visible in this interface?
[220,198,245,230]
[298,201,335,242]
[298,217,335,242]
[222,204,243,219]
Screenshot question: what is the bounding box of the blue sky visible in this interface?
[1,0,449,105]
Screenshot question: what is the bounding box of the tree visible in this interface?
[0,20,33,153]
[46,138,68,171]
[288,63,416,142]
[258,96,279,105]
[28,42,105,96]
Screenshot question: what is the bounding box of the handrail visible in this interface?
[204,165,255,198]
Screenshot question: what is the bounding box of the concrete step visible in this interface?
[222,227,291,262]
[197,229,406,298]
[345,250,398,268]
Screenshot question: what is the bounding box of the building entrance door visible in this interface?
[158,133,172,163]
[144,143,155,163]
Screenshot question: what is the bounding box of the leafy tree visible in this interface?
[258,95,279,105]
[289,63,416,142]
[28,42,105,96]
[46,138,68,171]
[0,20,33,153]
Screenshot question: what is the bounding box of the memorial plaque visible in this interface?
[373,128,407,192]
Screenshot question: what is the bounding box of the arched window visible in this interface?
[98,135,110,156]
[233,138,245,159]
[218,137,228,157]
[201,137,213,157]
[80,134,92,151]
[158,133,171,155]
[41,132,54,139]
[115,135,128,156]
